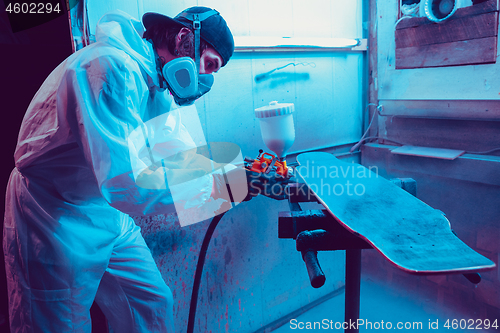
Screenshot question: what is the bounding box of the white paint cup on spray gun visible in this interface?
[254,101,295,161]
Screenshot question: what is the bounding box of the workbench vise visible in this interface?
[279,206,372,289]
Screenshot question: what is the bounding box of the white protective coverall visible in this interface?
[3,10,243,332]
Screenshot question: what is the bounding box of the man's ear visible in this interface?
[176,27,192,43]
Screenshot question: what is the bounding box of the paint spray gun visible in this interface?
[244,101,295,181]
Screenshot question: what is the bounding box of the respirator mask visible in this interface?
[158,10,219,106]
[161,57,213,106]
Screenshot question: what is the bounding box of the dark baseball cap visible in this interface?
[142,7,234,67]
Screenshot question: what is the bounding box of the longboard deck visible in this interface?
[296,152,495,274]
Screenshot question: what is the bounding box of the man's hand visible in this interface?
[211,166,251,203]
[246,170,294,201]
[211,167,295,202]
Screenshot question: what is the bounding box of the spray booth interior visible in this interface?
[1,0,499,332]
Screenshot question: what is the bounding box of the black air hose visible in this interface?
[186,211,226,333]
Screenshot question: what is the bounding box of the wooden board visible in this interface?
[296,152,495,274]
[391,145,465,160]
[377,99,500,120]
[395,11,498,49]
[395,36,497,69]
[395,0,498,69]
[396,0,499,30]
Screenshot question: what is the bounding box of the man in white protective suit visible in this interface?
[3,6,287,333]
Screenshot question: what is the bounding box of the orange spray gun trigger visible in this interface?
[244,150,291,178]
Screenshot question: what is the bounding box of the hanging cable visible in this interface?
[350,136,405,153]
[465,147,500,155]
[350,103,382,153]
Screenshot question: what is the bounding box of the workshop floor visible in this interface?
[272,277,475,333]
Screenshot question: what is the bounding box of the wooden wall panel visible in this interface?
[394,0,499,69]
[396,0,499,29]
[396,36,497,69]
[395,11,498,48]
[378,99,500,120]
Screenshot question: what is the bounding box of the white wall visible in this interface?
[198,52,364,157]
